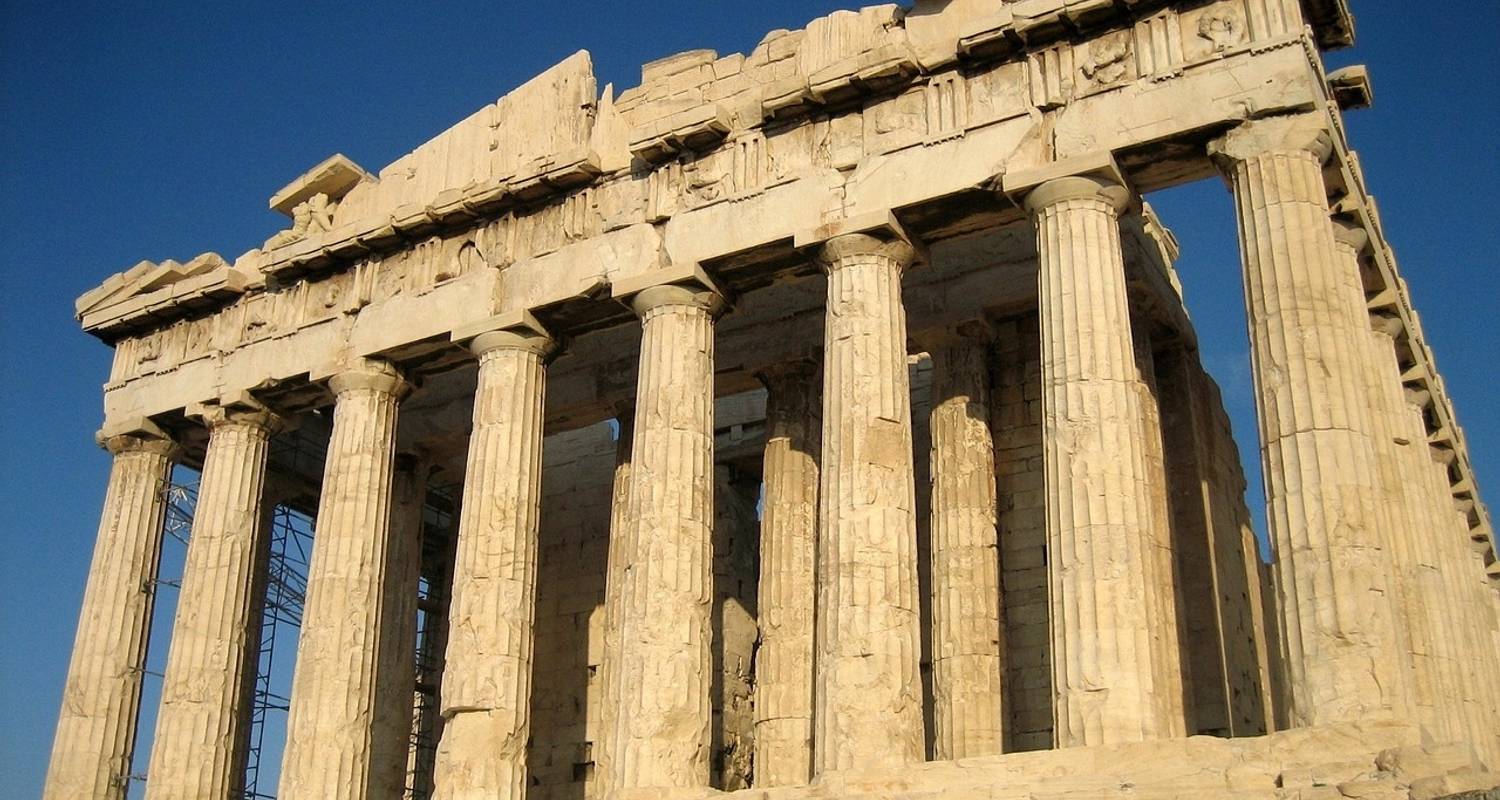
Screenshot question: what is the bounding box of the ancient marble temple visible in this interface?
[48,1,1500,798]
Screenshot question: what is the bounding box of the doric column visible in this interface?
[593,406,633,798]
[1332,221,1453,742]
[925,329,1004,760]
[1398,386,1500,756]
[799,215,925,774]
[1015,165,1182,746]
[44,423,177,800]
[370,454,427,798]
[608,270,726,791]
[753,361,821,786]
[432,313,556,800]
[1210,116,1413,726]
[1129,321,1190,739]
[144,402,280,800]
[278,358,412,800]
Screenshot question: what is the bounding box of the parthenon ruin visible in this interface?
[47,1,1500,798]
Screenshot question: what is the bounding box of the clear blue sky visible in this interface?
[2,2,1496,795]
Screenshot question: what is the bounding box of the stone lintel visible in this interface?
[912,318,993,352]
[185,391,286,431]
[793,210,930,266]
[450,308,551,346]
[95,415,173,446]
[610,263,723,303]
[1002,150,1132,208]
[269,154,374,216]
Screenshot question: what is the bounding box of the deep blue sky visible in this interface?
[3,2,1496,795]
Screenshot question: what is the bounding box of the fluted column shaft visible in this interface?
[813,232,925,774]
[278,359,411,800]
[1330,221,1455,743]
[754,362,821,786]
[1026,176,1181,746]
[433,327,554,800]
[1364,324,1473,741]
[610,282,723,791]
[927,337,1004,759]
[1129,323,1189,739]
[145,407,279,800]
[44,429,176,800]
[1399,388,1500,759]
[371,456,427,798]
[594,409,633,799]
[1211,118,1412,725]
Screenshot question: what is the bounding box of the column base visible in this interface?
[602,721,1497,799]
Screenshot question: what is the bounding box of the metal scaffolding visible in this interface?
[122,436,455,799]
[241,503,314,799]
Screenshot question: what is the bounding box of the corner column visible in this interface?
[432,314,556,800]
[1014,166,1182,746]
[145,402,281,800]
[925,329,1004,759]
[1210,116,1413,726]
[753,361,821,786]
[800,216,925,774]
[278,358,412,800]
[44,423,177,800]
[608,271,726,791]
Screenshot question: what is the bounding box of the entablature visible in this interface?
[79,0,1330,347]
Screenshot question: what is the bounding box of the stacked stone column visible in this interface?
[1209,115,1413,726]
[925,331,1005,759]
[44,424,177,800]
[370,455,428,798]
[278,358,412,800]
[1021,172,1182,746]
[1327,221,1461,744]
[432,317,556,800]
[607,275,725,791]
[808,223,926,774]
[144,402,280,800]
[754,361,821,786]
[594,407,634,798]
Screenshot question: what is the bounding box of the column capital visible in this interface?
[95,416,178,457]
[1208,114,1334,168]
[453,309,559,360]
[1022,175,1130,215]
[1004,151,1132,216]
[187,393,285,435]
[1369,314,1404,340]
[1331,218,1372,256]
[326,358,411,400]
[796,211,923,273]
[613,264,728,318]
